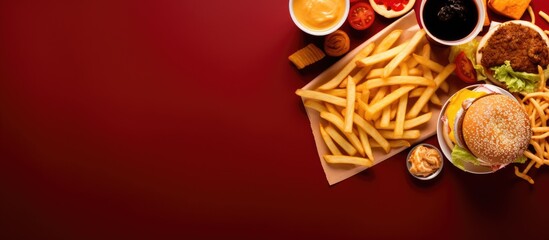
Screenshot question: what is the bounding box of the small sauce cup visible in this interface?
[407,143,443,180]
[289,0,350,36]
[419,0,485,46]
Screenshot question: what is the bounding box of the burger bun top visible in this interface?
[461,94,531,165]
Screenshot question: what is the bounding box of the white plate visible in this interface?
[436,84,516,174]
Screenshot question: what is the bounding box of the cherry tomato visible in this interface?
[347,2,375,30]
[454,51,477,83]
[350,0,361,3]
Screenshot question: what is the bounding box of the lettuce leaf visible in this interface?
[491,61,540,93]
[451,145,528,169]
[448,39,486,81]
[451,145,480,170]
[515,155,527,164]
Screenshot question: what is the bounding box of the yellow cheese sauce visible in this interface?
[292,0,346,31]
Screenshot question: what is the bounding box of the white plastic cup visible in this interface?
[289,0,350,36]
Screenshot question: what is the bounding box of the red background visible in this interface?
[1,0,549,239]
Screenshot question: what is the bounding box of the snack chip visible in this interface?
[289,43,326,69]
[488,0,531,20]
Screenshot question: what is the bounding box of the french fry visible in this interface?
[409,87,425,98]
[367,86,388,121]
[522,92,549,103]
[325,103,343,118]
[379,129,421,140]
[525,150,543,166]
[430,93,442,106]
[529,98,547,123]
[345,76,356,133]
[379,103,392,128]
[357,76,435,90]
[321,89,347,97]
[357,90,369,118]
[528,6,535,24]
[407,63,456,118]
[532,131,549,139]
[320,111,365,156]
[370,139,411,148]
[320,123,342,155]
[318,43,376,90]
[374,112,432,130]
[324,125,357,156]
[349,65,374,86]
[323,155,373,166]
[365,68,391,79]
[420,44,434,87]
[439,81,450,93]
[515,166,534,184]
[366,85,415,117]
[358,128,375,162]
[539,65,546,92]
[373,30,403,54]
[532,127,549,133]
[296,89,347,107]
[409,68,423,76]
[421,103,430,113]
[390,98,398,120]
[356,41,409,67]
[540,10,549,24]
[351,112,391,153]
[382,29,426,78]
[412,53,445,73]
[304,100,328,112]
[395,92,408,137]
[407,55,419,69]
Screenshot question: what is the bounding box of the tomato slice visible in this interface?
[347,2,375,30]
[350,0,361,3]
[454,51,477,83]
[374,0,409,11]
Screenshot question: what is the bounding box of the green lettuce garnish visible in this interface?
[451,145,528,169]
[515,155,527,164]
[451,145,480,170]
[448,39,486,81]
[491,61,541,93]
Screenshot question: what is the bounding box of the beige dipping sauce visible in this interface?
[292,0,346,31]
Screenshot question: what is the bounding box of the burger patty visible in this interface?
[480,23,549,73]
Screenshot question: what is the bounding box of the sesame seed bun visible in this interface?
[460,94,531,165]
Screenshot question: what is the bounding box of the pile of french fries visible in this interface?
[296,29,455,167]
[515,66,549,184]
[513,10,549,184]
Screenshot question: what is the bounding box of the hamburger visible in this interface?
[440,85,531,171]
[476,20,549,93]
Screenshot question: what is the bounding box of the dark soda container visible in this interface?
[420,0,485,45]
